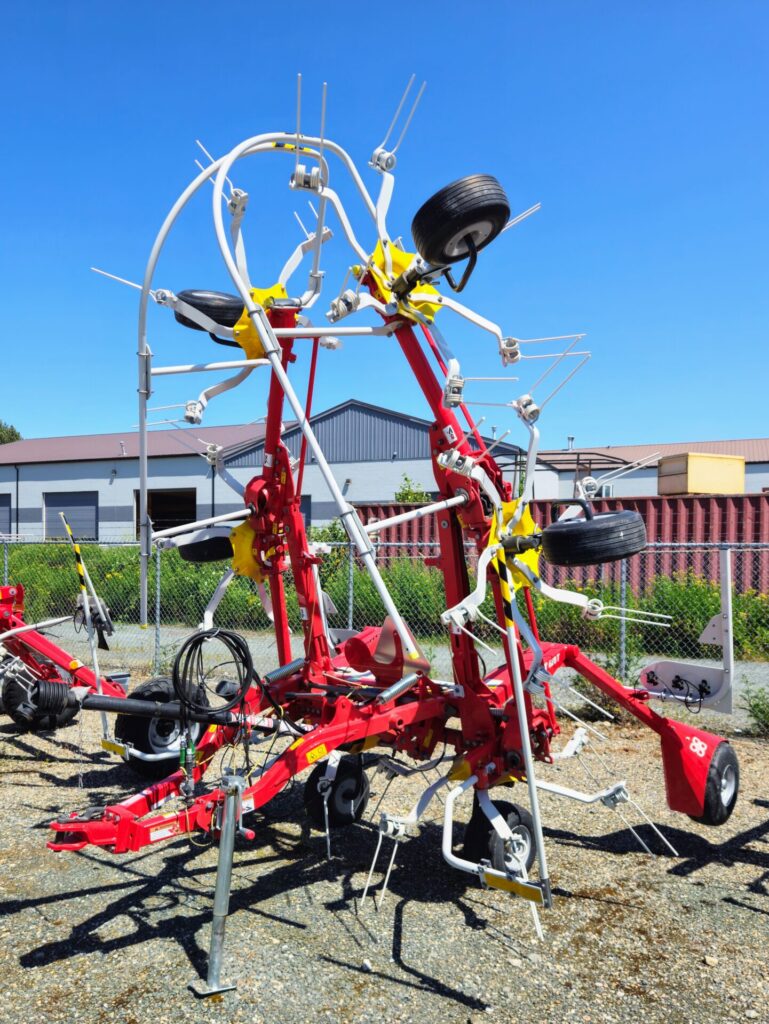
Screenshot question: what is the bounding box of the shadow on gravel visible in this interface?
[7,800,500,1013]
[545,798,769,907]
[11,820,314,980]
[318,821,518,1012]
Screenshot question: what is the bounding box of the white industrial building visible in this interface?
[3,401,765,541]
[0,400,531,539]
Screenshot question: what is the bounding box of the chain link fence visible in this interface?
[2,537,768,702]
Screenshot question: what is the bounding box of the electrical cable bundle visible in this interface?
[172,628,254,715]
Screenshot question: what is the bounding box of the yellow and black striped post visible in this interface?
[60,513,88,599]
[60,514,108,735]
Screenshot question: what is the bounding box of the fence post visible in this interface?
[618,557,628,681]
[154,545,162,674]
[2,541,7,586]
[347,542,354,630]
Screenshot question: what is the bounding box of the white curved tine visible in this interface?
[196,140,234,193]
[294,210,311,240]
[501,202,542,233]
[377,74,415,151]
[393,80,426,153]
[539,355,591,411]
[91,266,153,296]
[318,81,328,178]
[530,336,580,393]
[295,72,302,175]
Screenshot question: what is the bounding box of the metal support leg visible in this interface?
[189,775,245,997]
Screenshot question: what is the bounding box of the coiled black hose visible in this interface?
[172,628,254,714]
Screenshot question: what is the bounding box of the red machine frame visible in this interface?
[1,584,126,706]
[47,305,726,859]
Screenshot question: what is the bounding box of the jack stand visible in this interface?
[189,774,245,998]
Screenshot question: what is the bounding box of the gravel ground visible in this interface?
[0,710,767,1024]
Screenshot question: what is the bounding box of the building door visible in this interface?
[135,488,197,536]
[44,492,99,540]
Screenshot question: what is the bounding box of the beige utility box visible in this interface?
[657,452,745,495]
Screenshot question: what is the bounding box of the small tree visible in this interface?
[0,420,21,444]
[394,474,431,503]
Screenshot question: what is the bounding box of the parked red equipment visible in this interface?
[0,584,127,731]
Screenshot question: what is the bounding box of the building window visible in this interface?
[594,483,614,498]
[135,489,197,536]
[44,492,99,540]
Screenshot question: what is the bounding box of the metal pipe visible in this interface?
[211,161,421,661]
[189,775,244,997]
[0,616,71,643]
[720,547,734,709]
[375,672,420,705]
[152,359,269,377]
[152,507,251,541]
[363,494,467,534]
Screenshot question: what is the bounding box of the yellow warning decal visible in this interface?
[306,743,328,765]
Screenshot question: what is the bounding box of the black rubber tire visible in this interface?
[411,174,510,266]
[174,289,244,331]
[114,676,202,779]
[689,741,739,827]
[177,534,234,563]
[303,756,370,830]
[462,797,536,874]
[1,674,79,732]
[541,509,647,567]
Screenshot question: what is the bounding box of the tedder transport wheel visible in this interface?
[2,672,79,732]
[690,742,739,827]
[462,797,537,875]
[303,756,370,830]
[114,676,202,779]
[177,531,234,563]
[174,289,244,331]
[411,174,510,266]
[541,509,647,567]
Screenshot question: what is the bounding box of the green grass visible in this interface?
[5,543,769,663]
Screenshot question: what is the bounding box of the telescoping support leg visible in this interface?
[189,775,245,998]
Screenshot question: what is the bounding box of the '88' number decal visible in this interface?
[689,737,708,757]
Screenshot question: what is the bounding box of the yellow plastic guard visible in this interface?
[232,282,289,359]
[448,756,472,782]
[230,521,265,583]
[101,738,127,757]
[368,241,443,323]
[482,871,545,904]
[489,499,540,590]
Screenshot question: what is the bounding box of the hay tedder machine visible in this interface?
[24,80,739,995]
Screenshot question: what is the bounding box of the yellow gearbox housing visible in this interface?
[229,520,264,584]
[231,282,289,359]
[489,500,540,590]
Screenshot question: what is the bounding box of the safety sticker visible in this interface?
[150,823,178,842]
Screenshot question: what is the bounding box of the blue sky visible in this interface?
[1,2,767,453]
